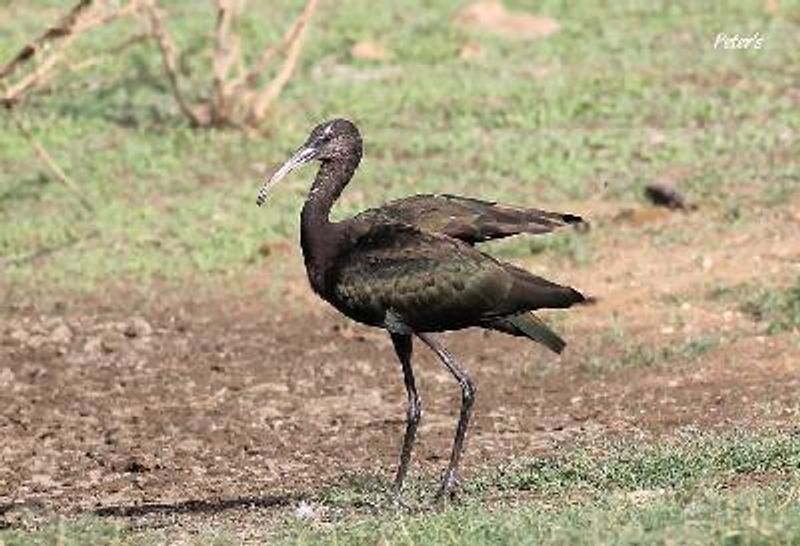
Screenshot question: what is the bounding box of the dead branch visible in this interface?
[73,0,146,33]
[7,111,94,212]
[0,0,148,108]
[227,0,319,116]
[247,0,320,123]
[0,0,93,81]
[211,0,246,123]
[0,229,100,268]
[1,0,320,127]
[140,0,206,125]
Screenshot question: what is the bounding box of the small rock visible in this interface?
[351,40,389,61]
[648,130,666,146]
[257,242,272,257]
[26,335,49,349]
[459,41,484,60]
[294,500,317,520]
[0,367,15,387]
[626,488,666,505]
[644,183,689,210]
[101,333,124,353]
[455,1,560,40]
[49,324,73,345]
[31,473,57,488]
[85,332,124,354]
[84,336,103,354]
[123,317,152,338]
[123,458,149,473]
[10,328,31,344]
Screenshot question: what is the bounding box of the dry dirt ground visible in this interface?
[1,198,799,540]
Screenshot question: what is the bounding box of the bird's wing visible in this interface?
[485,312,567,354]
[330,223,585,332]
[353,193,583,244]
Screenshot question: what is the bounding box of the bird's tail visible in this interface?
[487,312,566,354]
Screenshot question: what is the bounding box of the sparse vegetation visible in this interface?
[0,520,135,546]
[708,278,800,335]
[4,432,799,545]
[281,433,800,546]
[741,277,800,334]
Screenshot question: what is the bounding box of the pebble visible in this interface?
[122,317,153,338]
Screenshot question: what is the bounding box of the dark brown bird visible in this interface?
[256,119,589,505]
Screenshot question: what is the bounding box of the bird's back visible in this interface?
[327,219,585,335]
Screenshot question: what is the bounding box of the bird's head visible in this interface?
[256,118,361,206]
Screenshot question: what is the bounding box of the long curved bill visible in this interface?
[256,144,318,206]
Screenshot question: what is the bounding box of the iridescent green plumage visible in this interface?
[330,221,583,350]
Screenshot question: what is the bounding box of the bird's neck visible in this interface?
[300,154,360,294]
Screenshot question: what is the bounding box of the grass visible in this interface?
[4,431,799,545]
[1,0,799,294]
[708,278,800,335]
[267,431,800,545]
[0,520,137,546]
[277,488,800,546]
[740,277,800,335]
[579,316,720,374]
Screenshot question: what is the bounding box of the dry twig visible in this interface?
[140,0,206,125]
[245,0,320,123]
[7,111,94,212]
[211,0,246,123]
[1,0,320,126]
[0,0,94,81]
[0,0,148,107]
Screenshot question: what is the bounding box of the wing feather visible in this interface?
[353,193,584,244]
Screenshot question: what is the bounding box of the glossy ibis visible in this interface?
[256,119,589,504]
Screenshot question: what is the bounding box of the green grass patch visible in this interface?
[579,316,719,373]
[277,487,800,546]
[739,277,800,335]
[1,1,799,292]
[0,519,138,546]
[281,431,800,545]
[710,278,800,335]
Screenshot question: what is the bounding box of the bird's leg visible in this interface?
[390,333,421,506]
[416,333,475,505]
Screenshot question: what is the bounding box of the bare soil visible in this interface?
[1,198,799,541]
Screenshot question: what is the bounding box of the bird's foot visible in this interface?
[432,472,460,509]
[387,487,415,512]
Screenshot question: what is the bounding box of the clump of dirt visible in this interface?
[454,1,560,40]
[351,40,390,61]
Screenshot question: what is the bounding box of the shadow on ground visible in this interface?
[93,493,301,518]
